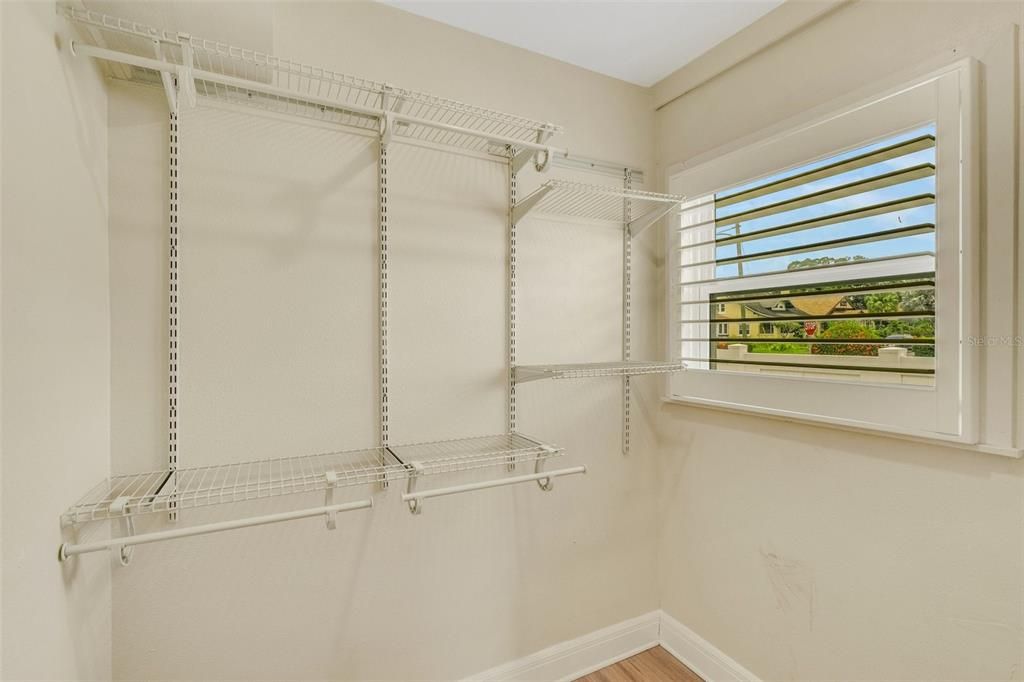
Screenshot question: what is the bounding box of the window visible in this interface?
[715,302,727,314]
[716,322,729,336]
[668,61,977,443]
[691,126,937,383]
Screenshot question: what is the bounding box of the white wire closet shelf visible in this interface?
[392,433,579,515]
[64,7,564,158]
[60,445,402,527]
[60,432,564,527]
[513,360,686,383]
[389,432,563,475]
[511,180,684,235]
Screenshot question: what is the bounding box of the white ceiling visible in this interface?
[381,1,785,86]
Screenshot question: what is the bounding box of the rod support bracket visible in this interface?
[323,471,339,530]
[405,461,425,515]
[535,448,560,491]
[511,129,555,174]
[109,496,136,566]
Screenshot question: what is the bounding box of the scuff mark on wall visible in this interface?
[947,615,1016,635]
[760,547,816,631]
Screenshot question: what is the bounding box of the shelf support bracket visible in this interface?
[511,184,554,225]
[323,471,339,530]
[380,85,398,147]
[628,204,680,238]
[380,111,395,147]
[153,40,178,113]
[176,34,197,110]
[511,129,554,174]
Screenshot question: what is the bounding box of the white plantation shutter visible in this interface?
[666,62,977,442]
[676,129,937,380]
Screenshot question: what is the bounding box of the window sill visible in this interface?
[661,394,1023,459]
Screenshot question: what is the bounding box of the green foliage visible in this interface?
[749,342,810,354]
[812,320,880,356]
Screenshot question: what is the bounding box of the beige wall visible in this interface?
[8,1,1023,680]
[654,1,1024,679]
[105,2,659,679]
[0,2,112,679]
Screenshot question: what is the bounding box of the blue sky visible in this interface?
[711,124,937,278]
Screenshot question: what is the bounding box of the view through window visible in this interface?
[678,125,937,386]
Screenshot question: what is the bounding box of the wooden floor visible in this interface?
[574,646,703,682]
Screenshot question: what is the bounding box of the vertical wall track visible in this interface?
[622,169,633,455]
[507,162,519,470]
[378,141,391,464]
[167,111,180,519]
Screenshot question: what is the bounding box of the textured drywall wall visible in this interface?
[0,2,112,679]
[654,1,1024,679]
[106,2,659,679]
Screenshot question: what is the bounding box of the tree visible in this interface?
[787,255,867,271]
[865,292,900,313]
[774,321,805,338]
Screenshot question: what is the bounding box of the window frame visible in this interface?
[664,58,980,447]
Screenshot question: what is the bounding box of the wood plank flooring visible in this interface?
[574,646,703,682]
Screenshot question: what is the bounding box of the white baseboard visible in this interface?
[466,611,661,682]
[464,610,760,682]
[659,611,761,682]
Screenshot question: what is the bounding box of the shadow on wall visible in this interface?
[657,401,1022,480]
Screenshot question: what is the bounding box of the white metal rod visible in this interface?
[402,466,586,503]
[70,42,565,155]
[59,499,372,560]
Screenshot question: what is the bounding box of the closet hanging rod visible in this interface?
[58,498,372,562]
[68,40,567,157]
[402,466,586,509]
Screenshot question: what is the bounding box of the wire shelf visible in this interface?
[64,7,562,155]
[61,446,400,527]
[61,433,563,526]
[389,433,563,476]
[512,180,684,232]
[514,361,686,383]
